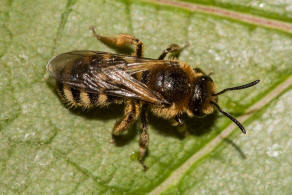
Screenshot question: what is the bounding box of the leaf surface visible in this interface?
[0,0,291,193]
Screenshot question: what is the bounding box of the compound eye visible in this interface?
[189,84,205,117]
[189,76,211,117]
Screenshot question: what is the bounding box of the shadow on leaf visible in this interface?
[68,104,123,121]
[150,112,218,139]
[223,138,246,159]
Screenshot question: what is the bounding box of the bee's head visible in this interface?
[188,76,260,134]
[188,75,217,117]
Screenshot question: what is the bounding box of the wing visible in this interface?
[47,50,170,105]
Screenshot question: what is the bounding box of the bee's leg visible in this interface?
[158,43,189,60]
[139,104,149,170]
[171,115,184,127]
[112,101,141,136]
[90,26,144,57]
[172,115,190,137]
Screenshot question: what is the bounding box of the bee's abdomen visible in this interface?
[57,82,115,108]
[87,92,98,104]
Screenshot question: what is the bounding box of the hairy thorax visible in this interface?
[145,63,192,119]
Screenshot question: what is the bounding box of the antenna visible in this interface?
[211,101,246,134]
[213,80,260,96]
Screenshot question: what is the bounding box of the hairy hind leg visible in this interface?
[90,26,144,57]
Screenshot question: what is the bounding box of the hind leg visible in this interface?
[90,26,144,57]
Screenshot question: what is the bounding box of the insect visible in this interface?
[47,26,260,170]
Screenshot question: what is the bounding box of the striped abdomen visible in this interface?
[57,82,119,108]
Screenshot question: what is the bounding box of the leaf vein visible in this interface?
[147,0,292,34]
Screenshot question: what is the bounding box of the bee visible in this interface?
[47,26,260,170]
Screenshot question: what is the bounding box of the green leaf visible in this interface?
[0,0,291,194]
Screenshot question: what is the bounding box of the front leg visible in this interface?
[171,115,190,137]
[170,115,184,127]
[112,101,141,136]
[139,104,149,170]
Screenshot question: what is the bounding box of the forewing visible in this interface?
[47,50,169,105]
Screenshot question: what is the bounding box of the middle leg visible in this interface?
[112,100,141,136]
[158,43,189,60]
[139,104,149,170]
